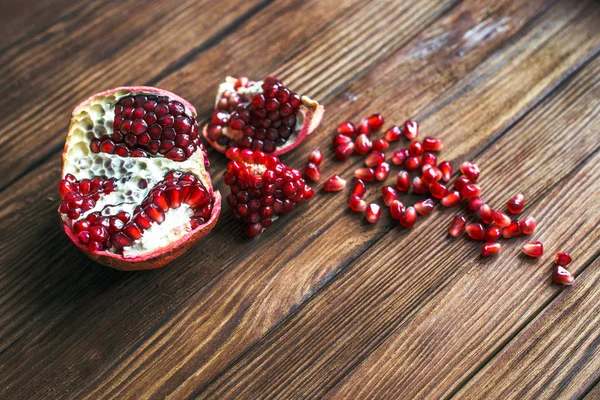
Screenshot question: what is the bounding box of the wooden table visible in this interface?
[1,0,599,398]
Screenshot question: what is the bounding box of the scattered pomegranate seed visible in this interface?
[492,210,511,227]
[555,252,572,266]
[553,265,574,285]
[466,223,485,240]
[381,186,397,206]
[357,119,370,135]
[404,120,418,140]
[522,241,544,257]
[421,152,437,167]
[333,134,352,146]
[396,171,410,192]
[408,141,423,157]
[389,200,405,220]
[324,175,346,192]
[502,221,521,239]
[405,156,421,171]
[461,183,481,199]
[460,161,480,182]
[355,134,372,155]
[429,182,448,199]
[422,137,443,152]
[367,114,384,130]
[481,242,501,256]
[384,126,402,142]
[449,215,467,237]
[365,203,381,223]
[415,199,435,216]
[468,197,485,211]
[479,204,493,224]
[352,179,367,197]
[304,162,321,182]
[354,168,376,182]
[453,175,470,192]
[441,190,461,207]
[399,206,417,228]
[412,177,429,195]
[308,149,323,166]
[392,149,409,165]
[520,216,536,234]
[337,121,356,136]
[349,195,367,212]
[372,138,389,152]
[507,193,525,214]
[438,161,453,182]
[335,142,355,160]
[485,226,502,242]
[375,163,390,181]
[422,165,442,184]
[365,151,386,167]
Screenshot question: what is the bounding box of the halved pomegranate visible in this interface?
[203,76,324,155]
[59,87,221,271]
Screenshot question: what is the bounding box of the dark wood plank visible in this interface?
[584,382,600,399]
[198,18,600,400]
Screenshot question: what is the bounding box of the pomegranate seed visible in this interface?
[438,161,453,182]
[365,203,381,223]
[421,152,437,167]
[365,151,385,167]
[381,186,397,206]
[422,136,443,152]
[352,179,367,197]
[234,76,249,89]
[304,162,321,182]
[384,126,402,142]
[333,134,352,146]
[335,142,355,160]
[324,176,346,192]
[372,138,389,152]
[308,149,323,166]
[412,177,429,195]
[485,226,502,242]
[429,182,448,199]
[357,119,370,135]
[522,241,544,257]
[492,210,511,227]
[466,223,485,240]
[502,221,521,239]
[555,252,572,266]
[367,114,384,130]
[415,199,435,215]
[468,197,485,211]
[453,175,470,192]
[355,134,372,155]
[422,165,442,184]
[337,121,356,136]
[461,183,481,199]
[389,200,405,220]
[392,149,409,165]
[354,168,376,182]
[399,206,417,228]
[481,242,501,256]
[349,195,367,212]
[479,204,493,224]
[460,161,480,182]
[448,215,467,237]
[396,171,410,192]
[507,193,525,214]
[375,163,390,181]
[408,141,423,157]
[404,120,418,140]
[441,191,461,207]
[405,156,421,171]
[520,216,536,234]
[553,265,574,285]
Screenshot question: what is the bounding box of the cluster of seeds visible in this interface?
[91,94,200,161]
[58,174,116,220]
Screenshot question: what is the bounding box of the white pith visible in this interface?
[61,89,210,256]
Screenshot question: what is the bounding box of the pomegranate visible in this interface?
[203,76,324,155]
[59,87,220,270]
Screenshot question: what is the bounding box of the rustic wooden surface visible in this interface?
[0,0,599,398]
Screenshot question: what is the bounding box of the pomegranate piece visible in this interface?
[60,87,220,271]
[352,179,367,197]
[372,138,390,152]
[520,216,536,234]
[365,203,381,223]
[349,195,367,212]
[324,175,347,192]
[481,242,501,256]
[357,118,370,135]
[522,241,544,257]
[375,163,390,181]
[465,223,484,241]
[412,177,430,195]
[507,193,525,214]
[461,183,481,199]
[355,134,372,155]
[408,141,423,157]
[367,114,384,130]
[384,126,402,142]
[381,186,397,206]
[453,175,470,192]
[422,165,442,184]
[337,121,356,136]
[492,210,511,227]
[405,156,421,172]
[396,171,410,192]
[203,76,324,155]
[365,151,386,167]
[479,204,493,224]
[460,161,480,182]
[422,137,443,152]
[553,265,574,285]
[555,252,572,266]
[502,221,521,239]
[404,120,419,140]
[429,182,448,199]
[389,200,405,220]
[392,149,409,165]
[354,168,376,182]
[304,162,321,182]
[308,149,323,166]
[485,226,502,242]
[438,161,453,182]
[448,215,467,237]
[441,190,461,207]
[468,197,485,211]
[415,199,435,216]
[421,152,437,167]
[335,141,355,161]
[333,133,352,146]
[399,206,417,228]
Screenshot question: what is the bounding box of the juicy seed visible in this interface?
[429,182,448,199]
[375,163,390,181]
[481,242,501,256]
[399,206,417,228]
[381,186,397,206]
[422,165,442,184]
[449,215,467,237]
[337,121,357,136]
[479,204,493,224]
[365,151,385,167]
[438,161,453,182]
[468,197,485,211]
[333,134,353,146]
[507,193,525,214]
[461,183,481,199]
[389,200,405,220]
[422,137,444,152]
[352,179,367,197]
[349,195,367,212]
[324,176,347,192]
[384,126,402,142]
[441,190,461,207]
[355,134,372,155]
[396,171,410,192]
[392,149,409,166]
[246,223,264,238]
[308,149,323,166]
[408,141,423,157]
[365,203,381,223]
[485,226,502,242]
[357,119,370,135]
[520,216,536,234]
[553,265,574,285]
[554,252,572,266]
[502,221,522,239]
[372,139,389,152]
[354,168,376,182]
[412,177,429,195]
[421,152,437,167]
[522,241,544,257]
[367,114,384,130]
[460,161,480,182]
[466,223,485,241]
[404,120,419,140]
[304,162,321,182]
[335,142,355,160]
[404,156,421,172]
[492,210,511,227]
[415,199,435,216]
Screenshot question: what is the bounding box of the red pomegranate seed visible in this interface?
[365,203,381,223]
[453,175,470,192]
[357,119,370,135]
[355,134,372,155]
[429,182,448,199]
[354,168,376,182]
[421,152,437,167]
[389,199,405,220]
[404,120,418,140]
[392,149,409,166]
[485,226,502,242]
[553,265,574,285]
[520,216,536,234]
[399,206,417,228]
[507,193,525,214]
[422,137,443,152]
[412,177,429,195]
[405,156,421,171]
[335,142,355,160]
[304,162,321,182]
[234,76,249,89]
[367,114,384,130]
[448,215,467,237]
[441,190,461,207]
[438,161,453,182]
[492,210,511,227]
[461,183,481,199]
[408,141,423,157]
[481,242,501,256]
[333,134,352,146]
[502,221,521,239]
[466,223,485,240]
[372,138,389,152]
[324,176,346,192]
[468,197,485,211]
[522,241,544,257]
[365,151,385,167]
[381,186,397,206]
[384,126,402,142]
[396,171,410,192]
[349,195,367,212]
[422,165,442,184]
[415,199,434,216]
[460,161,480,182]
[375,163,390,181]
[352,179,367,197]
[555,252,572,266]
[479,204,493,224]
[337,121,357,136]
[308,149,323,166]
